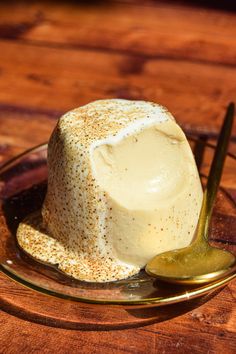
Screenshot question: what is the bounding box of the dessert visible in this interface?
[17,99,203,282]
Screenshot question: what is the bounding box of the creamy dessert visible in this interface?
[17,99,203,282]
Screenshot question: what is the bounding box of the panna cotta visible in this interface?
[17,99,203,282]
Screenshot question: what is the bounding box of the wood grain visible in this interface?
[0,40,235,138]
[0,1,235,65]
[1,271,236,353]
[0,1,236,353]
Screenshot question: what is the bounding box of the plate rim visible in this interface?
[0,140,236,307]
[0,262,235,308]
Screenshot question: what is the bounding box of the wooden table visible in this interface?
[0,1,235,353]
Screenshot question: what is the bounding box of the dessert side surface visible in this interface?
[17,99,203,282]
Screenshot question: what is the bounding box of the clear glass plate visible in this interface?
[0,139,235,308]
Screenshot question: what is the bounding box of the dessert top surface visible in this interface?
[58,99,175,147]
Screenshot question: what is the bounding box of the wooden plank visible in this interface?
[0,1,235,66]
[0,106,56,148]
[0,40,235,137]
[0,270,235,353]
[0,268,236,354]
[0,2,235,353]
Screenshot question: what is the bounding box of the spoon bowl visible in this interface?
[146,244,236,285]
[146,103,236,285]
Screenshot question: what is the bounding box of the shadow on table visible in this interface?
[0,283,224,331]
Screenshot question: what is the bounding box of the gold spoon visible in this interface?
[146,103,236,285]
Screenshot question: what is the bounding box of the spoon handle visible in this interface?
[195,103,235,244]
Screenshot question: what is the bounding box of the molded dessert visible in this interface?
[17,99,203,282]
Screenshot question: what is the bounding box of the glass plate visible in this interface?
[0,139,235,308]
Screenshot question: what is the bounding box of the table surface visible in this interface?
[0,1,236,353]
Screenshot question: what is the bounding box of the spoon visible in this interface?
[146,103,236,285]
